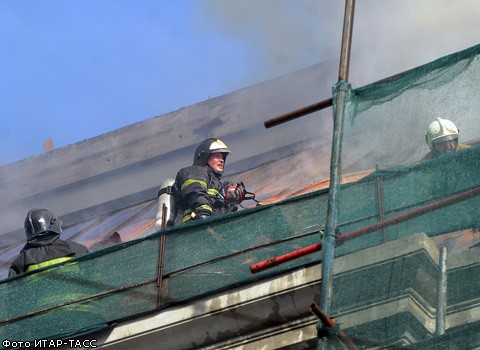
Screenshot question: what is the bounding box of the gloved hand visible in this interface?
[191,210,211,220]
[224,182,247,205]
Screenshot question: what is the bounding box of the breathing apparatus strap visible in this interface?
[158,185,176,198]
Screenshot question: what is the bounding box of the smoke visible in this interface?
[192,0,480,188]
[188,1,342,198]
[193,0,342,89]
[351,1,480,86]
[195,1,480,89]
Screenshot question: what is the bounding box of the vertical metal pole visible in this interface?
[338,0,356,82]
[318,1,355,348]
[376,168,387,243]
[435,247,448,336]
[156,203,168,308]
[320,0,355,315]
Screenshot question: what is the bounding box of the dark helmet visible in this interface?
[193,138,230,167]
[24,208,62,241]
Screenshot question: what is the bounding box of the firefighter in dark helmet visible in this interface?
[8,208,88,277]
[173,138,247,224]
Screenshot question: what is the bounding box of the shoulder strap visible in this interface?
[158,185,175,197]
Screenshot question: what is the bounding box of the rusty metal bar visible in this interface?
[264,0,354,130]
[156,233,166,307]
[250,243,322,273]
[251,244,321,274]
[310,303,359,350]
[264,0,355,131]
[250,184,480,274]
[161,203,167,230]
[339,184,480,242]
[172,229,320,276]
[264,98,333,129]
[310,303,335,327]
[156,203,168,307]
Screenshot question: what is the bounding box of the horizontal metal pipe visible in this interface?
[310,303,335,327]
[250,184,480,273]
[310,303,359,350]
[264,98,333,129]
[250,243,322,273]
[339,184,480,243]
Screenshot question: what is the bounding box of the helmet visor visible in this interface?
[432,134,459,144]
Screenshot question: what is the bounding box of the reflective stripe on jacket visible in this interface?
[26,256,73,272]
[174,165,227,223]
[8,235,88,277]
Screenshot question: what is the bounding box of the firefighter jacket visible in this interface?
[174,165,232,224]
[8,234,88,277]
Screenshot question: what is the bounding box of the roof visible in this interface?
[0,58,340,279]
[3,38,480,350]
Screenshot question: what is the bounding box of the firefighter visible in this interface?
[173,138,247,224]
[8,208,88,277]
[420,117,470,162]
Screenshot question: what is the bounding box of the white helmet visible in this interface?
[425,117,459,150]
[193,138,230,167]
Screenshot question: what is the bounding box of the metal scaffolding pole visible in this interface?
[436,247,448,336]
[319,0,355,348]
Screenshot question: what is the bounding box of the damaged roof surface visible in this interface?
[0,60,338,279]
[2,42,480,280]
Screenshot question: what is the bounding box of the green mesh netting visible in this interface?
[1,43,480,348]
[343,44,480,171]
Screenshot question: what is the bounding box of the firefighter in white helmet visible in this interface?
[420,117,470,162]
[171,138,248,224]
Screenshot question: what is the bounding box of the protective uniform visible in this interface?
[420,117,470,161]
[174,138,238,224]
[8,209,88,277]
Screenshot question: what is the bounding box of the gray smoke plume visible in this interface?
[193,0,480,182]
[195,1,480,89]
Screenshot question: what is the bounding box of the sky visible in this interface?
[1,0,480,165]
